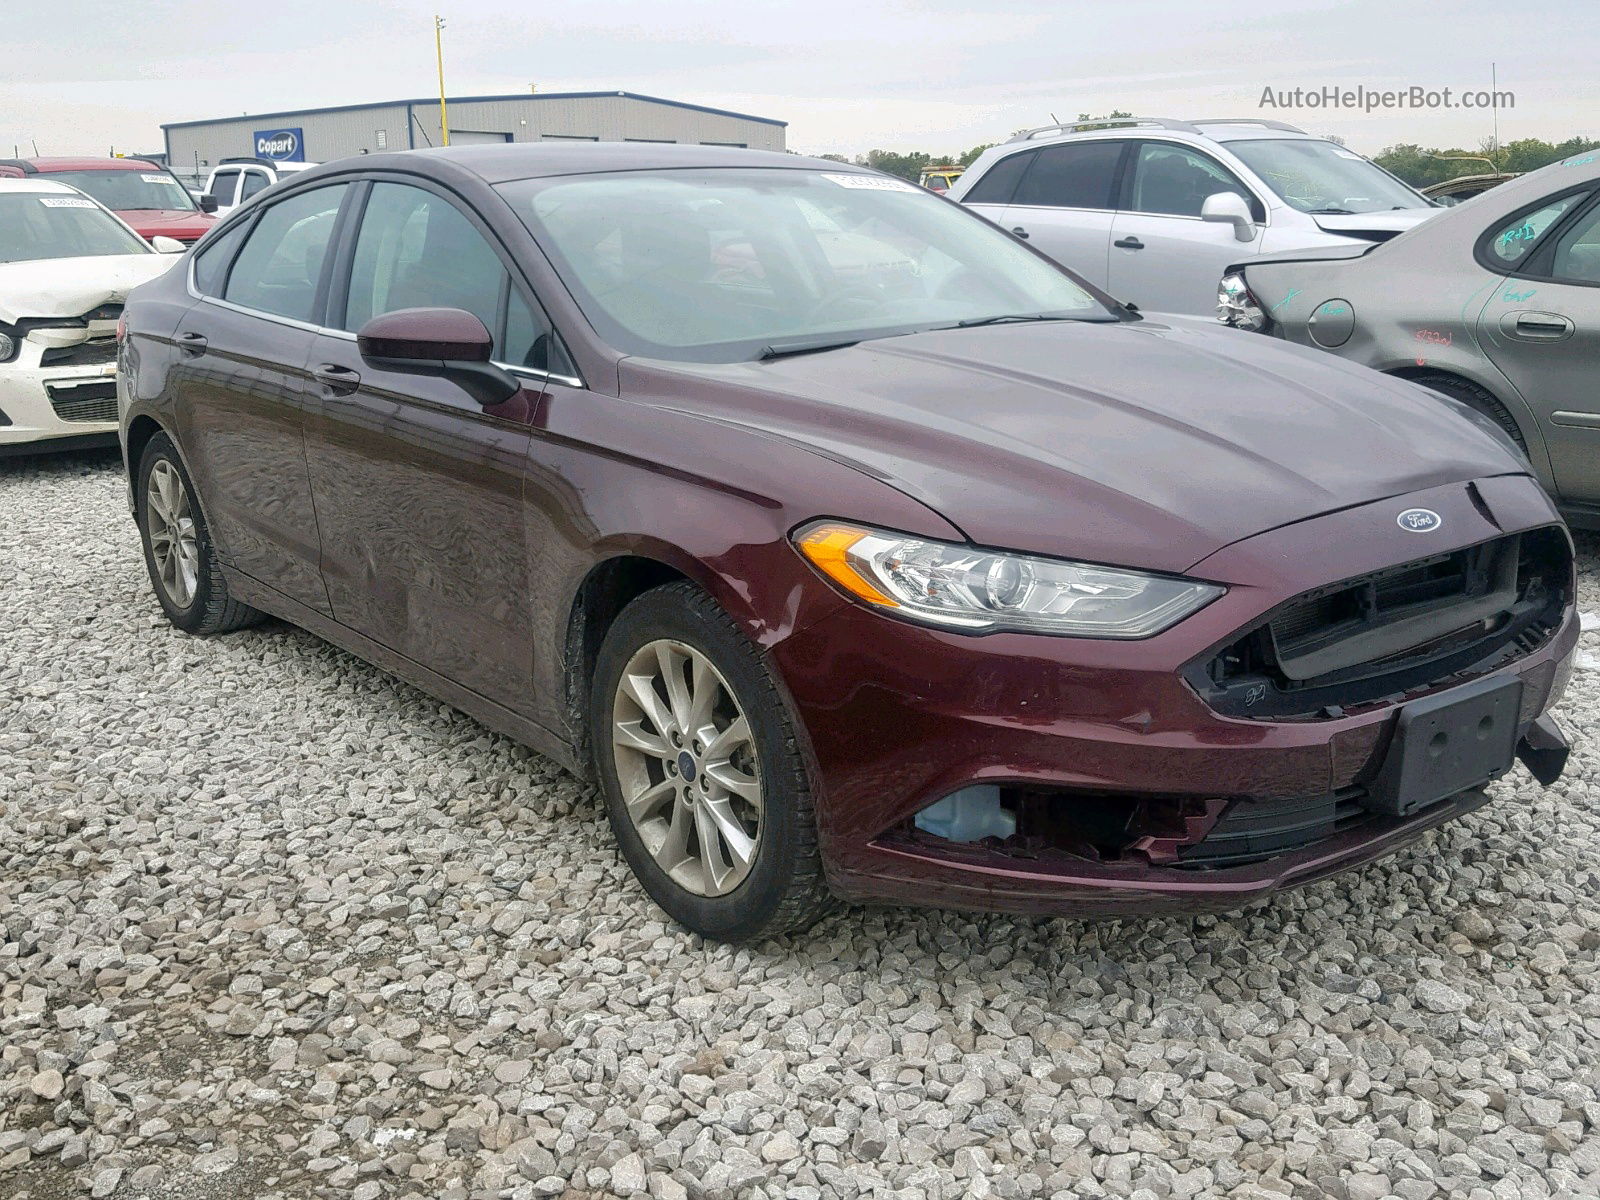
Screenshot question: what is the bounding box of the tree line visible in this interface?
[1372,137,1600,186]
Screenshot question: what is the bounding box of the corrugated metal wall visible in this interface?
[164,94,784,181]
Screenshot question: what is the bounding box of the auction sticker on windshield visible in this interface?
[140,174,171,184]
[39,197,97,208]
[823,174,919,193]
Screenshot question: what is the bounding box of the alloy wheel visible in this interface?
[146,460,199,609]
[611,639,763,897]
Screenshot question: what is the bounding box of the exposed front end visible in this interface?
[0,313,121,454]
[774,475,1575,916]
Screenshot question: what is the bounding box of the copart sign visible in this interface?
[253,128,305,161]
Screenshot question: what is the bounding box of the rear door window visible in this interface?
[1011,141,1124,210]
[1549,203,1600,284]
[222,185,348,323]
[209,169,241,207]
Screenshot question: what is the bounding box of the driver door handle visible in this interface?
[313,363,362,396]
[1114,236,1145,250]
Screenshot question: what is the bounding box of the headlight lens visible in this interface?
[0,330,16,363]
[1217,272,1268,332]
[794,521,1224,637]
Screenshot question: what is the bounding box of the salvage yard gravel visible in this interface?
[3,448,1599,1200]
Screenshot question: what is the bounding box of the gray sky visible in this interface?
[6,0,1597,160]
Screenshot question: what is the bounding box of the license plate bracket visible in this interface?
[1365,675,1523,817]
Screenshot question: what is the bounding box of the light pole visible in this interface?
[435,15,451,147]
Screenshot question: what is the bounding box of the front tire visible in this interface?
[590,581,831,942]
[136,432,262,635]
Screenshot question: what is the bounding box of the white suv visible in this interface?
[949,117,1440,315]
[203,158,319,215]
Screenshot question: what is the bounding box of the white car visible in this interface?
[0,179,181,455]
[950,117,1441,315]
[203,158,319,214]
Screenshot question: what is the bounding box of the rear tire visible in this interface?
[136,432,262,635]
[1412,373,1528,452]
[589,580,832,942]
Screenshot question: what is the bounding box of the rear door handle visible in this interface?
[1114,236,1144,250]
[1010,226,1029,239]
[313,363,362,396]
[176,331,207,355]
[1510,311,1574,340]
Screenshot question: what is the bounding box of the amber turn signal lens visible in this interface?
[795,523,900,608]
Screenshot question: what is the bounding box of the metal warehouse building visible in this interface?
[162,91,786,182]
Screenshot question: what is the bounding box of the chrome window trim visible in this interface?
[1005,204,1119,216]
[186,262,585,387]
[501,363,585,389]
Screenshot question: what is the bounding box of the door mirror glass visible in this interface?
[357,306,521,408]
[1201,191,1257,242]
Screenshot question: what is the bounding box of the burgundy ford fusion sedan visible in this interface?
[117,144,1576,942]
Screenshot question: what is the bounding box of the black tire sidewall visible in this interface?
[136,435,218,632]
[1416,375,1528,452]
[590,584,810,942]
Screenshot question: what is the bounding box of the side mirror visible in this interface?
[1201,192,1258,243]
[199,193,219,213]
[357,307,521,408]
[150,235,187,254]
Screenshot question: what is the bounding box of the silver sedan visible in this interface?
[1218,151,1600,527]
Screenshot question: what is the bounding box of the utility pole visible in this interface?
[435,15,451,147]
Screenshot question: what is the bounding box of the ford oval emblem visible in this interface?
[1397,508,1442,533]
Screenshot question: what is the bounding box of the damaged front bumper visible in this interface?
[0,332,120,454]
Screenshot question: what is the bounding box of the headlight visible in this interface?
[794,521,1224,637]
[0,330,16,363]
[1218,273,1268,332]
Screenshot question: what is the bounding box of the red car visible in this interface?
[1,157,216,245]
[118,145,1575,941]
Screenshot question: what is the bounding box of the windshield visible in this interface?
[0,193,149,262]
[1226,139,1427,215]
[497,167,1116,362]
[46,168,199,213]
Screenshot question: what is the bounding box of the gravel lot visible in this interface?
[3,447,1599,1200]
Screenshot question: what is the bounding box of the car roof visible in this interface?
[5,156,161,172]
[295,142,865,186]
[1004,118,1318,148]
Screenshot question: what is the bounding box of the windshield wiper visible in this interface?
[951,313,1081,328]
[757,336,862,360]
[1307,207,1356,215]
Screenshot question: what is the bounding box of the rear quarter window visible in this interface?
[963,152,1034,205]
[1482,192,1587,269]
[191,220,249,296]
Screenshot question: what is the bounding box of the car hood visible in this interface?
[116,209,216,239]
[1309,209,1438,239]
[633,317,1525,574]
[0,254,177,323]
